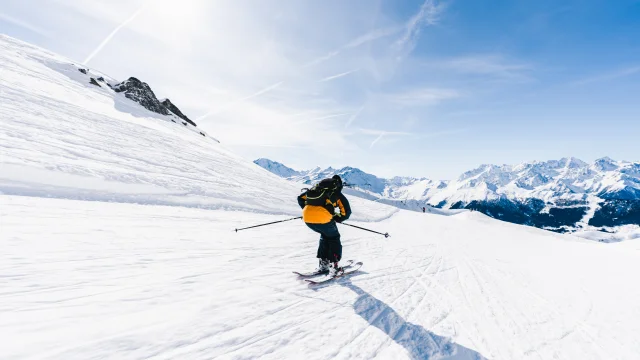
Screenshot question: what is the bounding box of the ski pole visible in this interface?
[340,222,390,238]
[234,216,302,232]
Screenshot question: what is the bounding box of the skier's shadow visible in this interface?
[340,279,487,360]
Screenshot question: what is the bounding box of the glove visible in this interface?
[333,215,344,223]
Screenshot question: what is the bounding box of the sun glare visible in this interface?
[143,0,208,43]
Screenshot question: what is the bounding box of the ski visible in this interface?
[305,262,363,285]
[293,260,354,278]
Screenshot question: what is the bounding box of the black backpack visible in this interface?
[304,178,339,207]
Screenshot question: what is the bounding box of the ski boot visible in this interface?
[329,261,344,277]
[315,259,331,274]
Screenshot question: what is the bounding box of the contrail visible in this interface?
[303,26,400,68]
[319,69,359,82]
[84,1,150,64]
[359,127,411,148]
[291,112,349,125]
[196,81,284,121]
[304,50,340,68]
[345,105,365,128]
[235,81,284,102]
[370,133,385,148]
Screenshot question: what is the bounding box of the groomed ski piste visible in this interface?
[2,34,640,360]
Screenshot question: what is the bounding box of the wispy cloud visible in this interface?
[418,127,471,139]
[358,128,412,136]
[291,112,349,125]
[386,87,459,106]
[319,69,359,82]
[196,81,284,121]
[304,26,401,68]
[573,66,640,85]
[428,55,534,82]
[395,0,443,54]
[84,1,150,64]
[0,12,49,37]
[346,26,403,48]
[208,100,355,153]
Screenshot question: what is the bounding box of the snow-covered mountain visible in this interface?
[254,159,441,198]
[428,157,640,205]
[255,158,640,239]
[254,158,304,178]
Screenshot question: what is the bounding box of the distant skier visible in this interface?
[297,175,351,276]
[422,207,426,213]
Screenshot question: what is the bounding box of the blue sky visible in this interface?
[1,0,639,179]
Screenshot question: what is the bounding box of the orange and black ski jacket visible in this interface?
[297,191,351,224]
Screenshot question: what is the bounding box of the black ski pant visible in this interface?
[305,221,342,262]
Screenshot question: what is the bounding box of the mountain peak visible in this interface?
[594,157,619,171]
[253,158,301,178]
[596,156,615,162]
[560,157,587,168]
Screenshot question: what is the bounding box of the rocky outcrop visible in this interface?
[161,99,197,127]
[112,77,170,116]
[109,77,198,127]
[72,65,198,129]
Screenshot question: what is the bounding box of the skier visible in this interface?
[297,175,351,276]
[422,207,426,213]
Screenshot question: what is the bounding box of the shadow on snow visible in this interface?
[340,279,487,360]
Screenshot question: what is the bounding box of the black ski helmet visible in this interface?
[332,175,343,190]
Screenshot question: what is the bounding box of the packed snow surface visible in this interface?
[2,35,640,359]
[3,196,640,360]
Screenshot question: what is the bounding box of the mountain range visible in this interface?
[255,158,640,239]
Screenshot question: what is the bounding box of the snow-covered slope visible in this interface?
[4,195,640,360]
[0,35,393,221]
[3,35,640,360]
